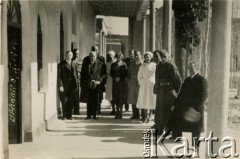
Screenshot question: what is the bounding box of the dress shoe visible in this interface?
[67,117,73,120]
[93,117,98,120]
[85,117,91,120]
[62,117,66,120]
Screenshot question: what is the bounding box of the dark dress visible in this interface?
[153,61,182,132]
[58,60,78,119]
[167,73,208,137]
[110,61,128,106]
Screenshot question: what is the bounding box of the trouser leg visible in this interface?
[119,104,123,118]
[192,130,201,149]
[87,99,91,118]
[132,104,140,118]
[66,93,74,119]
[73,88,80,114]
[125,103,129,111]
[141,109,147,121]
[172,126,183,138]
[59,92,67,118]
[115,104,120,118]
[111,101,115,112]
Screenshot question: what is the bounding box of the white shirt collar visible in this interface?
[190,73,198,78]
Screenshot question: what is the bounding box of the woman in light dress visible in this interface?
[136,51,156,123]
[105,50,116,115]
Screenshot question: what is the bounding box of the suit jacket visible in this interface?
[168,73,208,132]
[153,61,182,94]
[58,60,78,95]
[80,57,107,103]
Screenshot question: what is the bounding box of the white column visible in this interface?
[207,0,232,157]
[163,0,172,56]
[150,0,155,51]
[99,30,103,56]
[142,14,147,54]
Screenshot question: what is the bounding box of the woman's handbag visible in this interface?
[183,107,201,122]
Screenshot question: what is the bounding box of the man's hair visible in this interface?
[91,45,99,51]
[115,52,124,59]
[189,61,199,68]
[89,51,97,56]
[65,50,73,55]
[159,49,169,58]
[134,50,141,55]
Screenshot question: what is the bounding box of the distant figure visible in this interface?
[58,51,78,120]
[128,51,142,119]
[80,51,107,119]
[123,49,135,112]
[72,49,82,115]
[110,52,128,119]
[168,62,208,151]
[153,49,182,134]
[136,51,156,123]
[105,50,116,115]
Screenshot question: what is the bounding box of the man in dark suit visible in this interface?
[58,51,78,120]
[72,49,82,115]
[168,62,208,151]
[82,45,106,115]
[80,51,107,119]
[123,49,135,112]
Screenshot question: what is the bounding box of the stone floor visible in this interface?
[9,100,240,159]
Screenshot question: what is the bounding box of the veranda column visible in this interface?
[142,14,147,54]
[150,0,155,51]
[128,17,134,51]
[163,0,172,55]
[99,29,103,56]
[207,0,232,157]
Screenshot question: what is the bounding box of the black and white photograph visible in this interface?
[0,0,240,158]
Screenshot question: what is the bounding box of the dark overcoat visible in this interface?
[153,62,182,129]
[80,57,107,103]
[168,73,208,133]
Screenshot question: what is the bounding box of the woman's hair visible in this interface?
[115,52,124,59]
[153,50,162,63]
[159,49,170,59]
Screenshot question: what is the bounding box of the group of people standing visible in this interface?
[58,45,208,151]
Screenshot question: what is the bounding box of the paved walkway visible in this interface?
[9,101,240,159]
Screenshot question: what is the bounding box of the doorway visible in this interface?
[7,0,22,144]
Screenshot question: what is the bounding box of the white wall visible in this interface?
[1,1,9,158]
[0,0,96,157]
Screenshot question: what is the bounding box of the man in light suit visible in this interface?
[58,51,78,120]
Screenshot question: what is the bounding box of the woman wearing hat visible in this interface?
[136,51,156,123]
[110,52,128,119]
